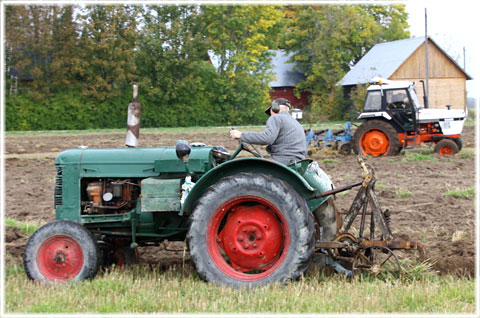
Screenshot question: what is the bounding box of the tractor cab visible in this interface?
[359,78,420,133]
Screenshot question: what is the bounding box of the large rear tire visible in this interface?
[24,220,100,282]
[354,120,400,156]
[187,173,315,288]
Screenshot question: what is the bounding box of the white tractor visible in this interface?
[353,78,466,156]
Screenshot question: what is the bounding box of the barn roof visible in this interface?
[338,36,472,86]
[269,50,305,87]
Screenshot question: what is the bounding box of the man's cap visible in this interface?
[265,98,291,115]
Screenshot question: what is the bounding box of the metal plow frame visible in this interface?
[316,158,427,276]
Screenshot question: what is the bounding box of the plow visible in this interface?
[315,157,427,276]
[305,121,354,155]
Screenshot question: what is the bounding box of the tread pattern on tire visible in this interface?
[453,137,463,151]
[187,172,315,288]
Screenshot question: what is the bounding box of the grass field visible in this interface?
[4,220,476,315]
[4,261,475,314]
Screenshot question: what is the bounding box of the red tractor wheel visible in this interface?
[187,173,314,288]
[353,120,400,156]
[23,220,99,282]
[434,139,459,155]
[207,198,288,280]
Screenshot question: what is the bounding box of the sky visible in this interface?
[404,0,479,101]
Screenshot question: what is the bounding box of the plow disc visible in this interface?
[316,158,427,275]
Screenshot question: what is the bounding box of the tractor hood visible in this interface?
[418,108,467,136]
[55,146,216,178]
[418,108,466,122]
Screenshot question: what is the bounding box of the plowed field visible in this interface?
[4,124,475,276]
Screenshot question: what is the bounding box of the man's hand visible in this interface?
[230,129,242,139]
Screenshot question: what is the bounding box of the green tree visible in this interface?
[283,5,409,120]
[202,5,284,77]
[365,5,410,44]
[135,5,285,127]
[4,5,27,96]
[5,5,86,99]
[49,6,81,90]
[5,5,60,100]
[200,5,285,123]
[349,83,368,112]
[135,5,219,127]
[75,5,139,102]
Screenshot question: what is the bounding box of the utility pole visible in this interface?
[463,46,467,112]
[424,8,429,108]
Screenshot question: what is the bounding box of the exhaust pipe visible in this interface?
[126,85,142,147]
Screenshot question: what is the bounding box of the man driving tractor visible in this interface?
[229,98,306,165]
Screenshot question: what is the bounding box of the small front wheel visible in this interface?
[434,139,459,155]
[23,220,100,282]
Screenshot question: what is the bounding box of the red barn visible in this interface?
[269,51,310,109]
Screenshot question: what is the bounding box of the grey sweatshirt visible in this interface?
[241,111,306,165]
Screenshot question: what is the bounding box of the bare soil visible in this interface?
[4,125,475,277]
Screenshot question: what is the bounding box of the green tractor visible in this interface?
[23,138,339,287]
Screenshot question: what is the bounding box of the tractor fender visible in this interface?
[180,158,317,216]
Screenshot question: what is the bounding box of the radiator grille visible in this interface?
[54,165,63,207]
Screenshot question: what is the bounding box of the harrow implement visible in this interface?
[306,121,354,155]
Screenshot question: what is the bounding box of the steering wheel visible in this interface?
[230,127,263,158]
[388,102,407,110]
[238,139,263,158]
[386,102,397,110]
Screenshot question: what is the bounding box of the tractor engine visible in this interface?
[82,179,140,214]
[418,122,442,135]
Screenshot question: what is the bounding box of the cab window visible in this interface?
[385,89,410,110]
[364,91,382,111]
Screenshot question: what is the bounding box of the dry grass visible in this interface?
[4,263,475,314]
